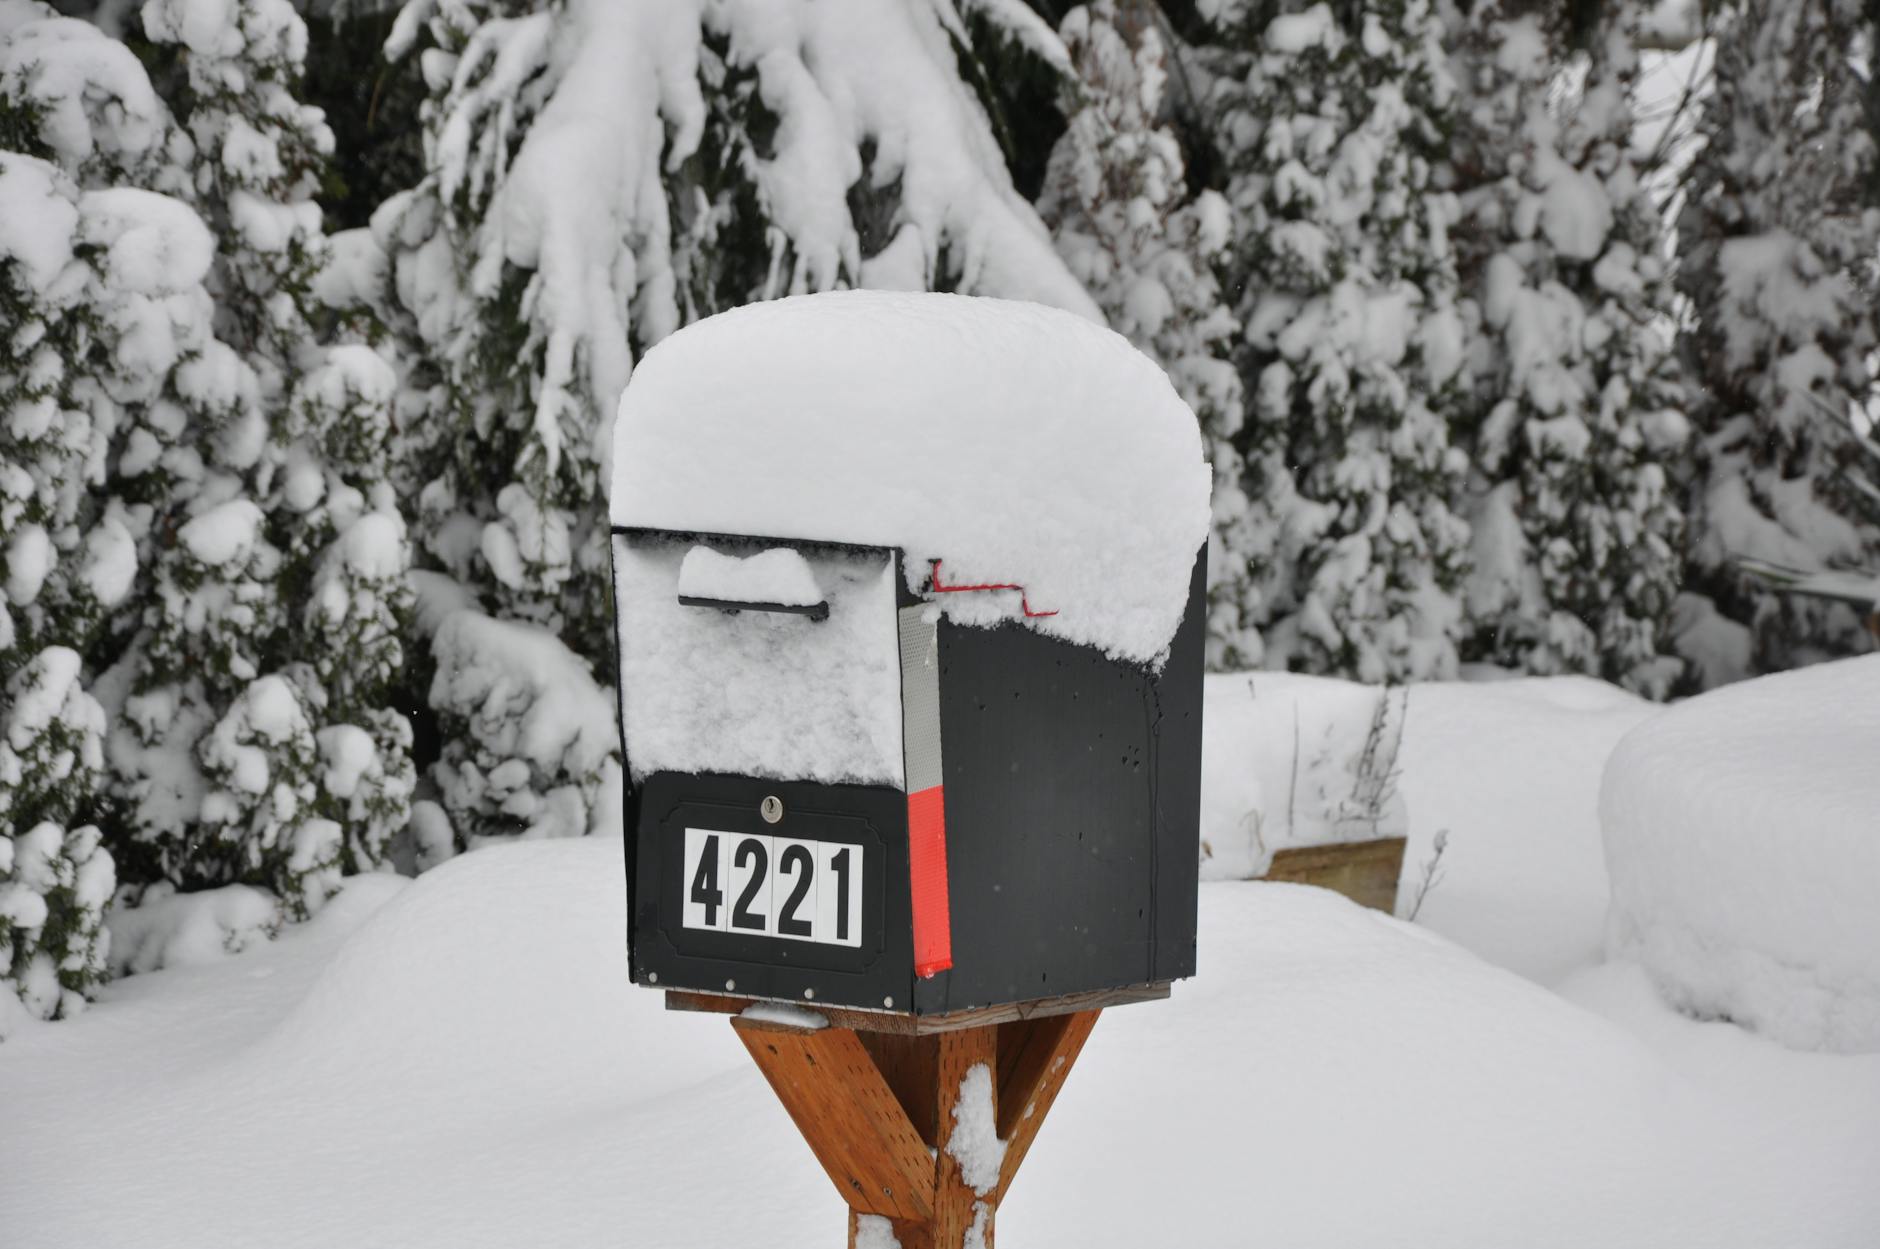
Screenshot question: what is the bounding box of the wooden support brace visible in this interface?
[992,1009,1099,1205]
[732,1016,936,1220]
[736,1007,1102,1248]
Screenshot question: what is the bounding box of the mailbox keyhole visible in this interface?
[761,795,783,824]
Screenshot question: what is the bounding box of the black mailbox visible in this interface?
[608,291,1211,1020]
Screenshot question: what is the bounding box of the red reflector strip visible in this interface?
[907,784,952,976]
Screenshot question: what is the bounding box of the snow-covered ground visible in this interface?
[3,675,1877,1248]
[1605,659,1880,1053]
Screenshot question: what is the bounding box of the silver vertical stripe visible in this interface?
[898,605,943,792]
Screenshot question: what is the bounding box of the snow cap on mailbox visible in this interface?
[609,290,1212,666]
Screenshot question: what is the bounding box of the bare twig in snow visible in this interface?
[1403,829,1449,922]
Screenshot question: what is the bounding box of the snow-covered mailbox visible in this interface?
[609,290,1211,1021]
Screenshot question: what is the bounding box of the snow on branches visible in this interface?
[1210,0,1471,683]
[1675,0,1880,679]
[2,3,414,933]
[1449,4,1690,697]
[0,647,113,1028]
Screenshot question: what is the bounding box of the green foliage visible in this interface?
[300,10,428,229]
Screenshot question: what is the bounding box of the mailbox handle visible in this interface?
[677,594,830,622]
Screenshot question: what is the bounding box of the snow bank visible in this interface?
[612,291,1211,665]
[7,844,1876,1248]
[108,882,281,975]
[1603,656,1880,1052]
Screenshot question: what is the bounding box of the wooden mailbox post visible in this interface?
[607,292,1210,1247]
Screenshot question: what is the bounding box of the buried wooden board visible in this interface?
[1260,836,1407,913]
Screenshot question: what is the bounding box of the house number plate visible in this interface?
[680,827,864,947]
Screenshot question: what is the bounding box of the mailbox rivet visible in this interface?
[760,795,783,823]
[647,972,657,984]
[882,996,894,1008]
[803,988,816,1001]
[725,979,736,991]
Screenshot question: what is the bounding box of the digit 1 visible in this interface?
[831,846,851,943]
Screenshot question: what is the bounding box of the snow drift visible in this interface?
[1602,656,1880,1052]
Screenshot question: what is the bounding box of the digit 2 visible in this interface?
[777,844,813,937]
[732,838,768,930]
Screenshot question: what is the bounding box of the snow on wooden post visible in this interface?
[609,290,1211,1244]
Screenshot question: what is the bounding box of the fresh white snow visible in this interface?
[738,1002,829,1031]
[944,1061,1005,1195]
[611,290,1212,666]
[675,545,826,609]
[1603,656,1880,1053]
[3,676,1876,1247]
[106,881,280,975]
[614,536,904,785]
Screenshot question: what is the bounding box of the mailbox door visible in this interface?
[628,772,913,1011]
[614,529,916,1010]
[612,530,906,791]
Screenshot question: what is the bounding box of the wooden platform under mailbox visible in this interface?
[666,981,1167,1033]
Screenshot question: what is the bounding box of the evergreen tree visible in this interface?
[1039,0,1275,668]
[1208,0,1471,682]
[3,5,415,919]
[0,11,187,669]
[1,150,94,668]
[1448,3,1690,696]
[1,649,114,1030]
[141,0,332,387]
[105,0,417,910]
[1676,0,1880,679]
[0,148,117,1025]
